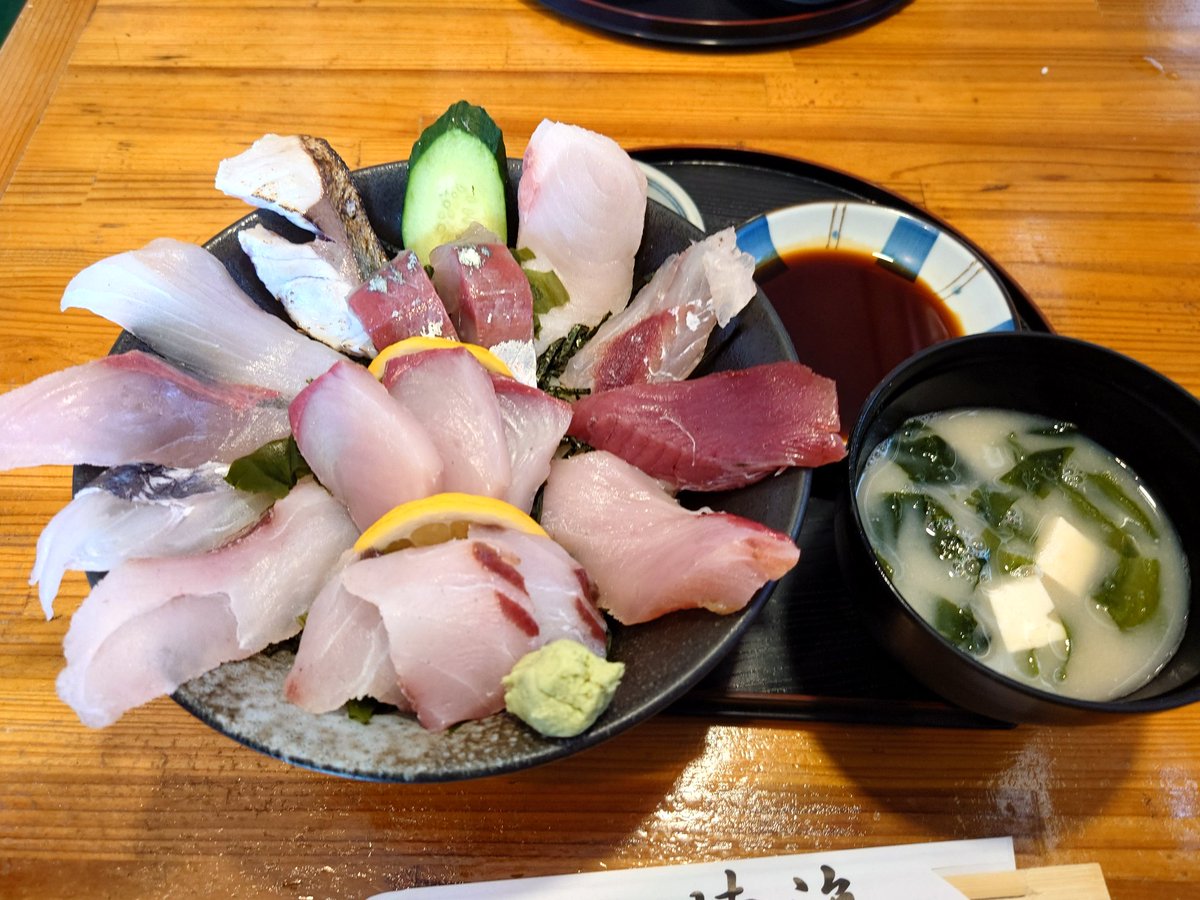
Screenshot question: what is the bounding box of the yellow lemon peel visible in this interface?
[354,492,546,556]
[367,335,513,380]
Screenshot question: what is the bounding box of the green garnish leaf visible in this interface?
[891,419,965,484]
[999,447,1072,497]
[1086,470,1158,538]
[1095,556,1160,630]
[225,436,312,499]
[346,697,380,725]
[525,267,571,331]
[871,492,983,584]
[933,599,990,655]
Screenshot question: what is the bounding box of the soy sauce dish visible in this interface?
[836,332,1200,724]
[735,200,1017,430]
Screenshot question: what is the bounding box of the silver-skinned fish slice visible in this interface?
[0,350,291,472]
[55,478,359,729]
[31,462,274,620]
[60,238,345,399]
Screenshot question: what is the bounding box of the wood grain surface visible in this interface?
[1,1,1198,898]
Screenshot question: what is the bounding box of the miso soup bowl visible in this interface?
[835,331,1200,724]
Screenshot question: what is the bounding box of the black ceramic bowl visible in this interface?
[836,331,1200,724]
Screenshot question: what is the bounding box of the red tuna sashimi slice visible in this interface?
[429,241,535,381]
[539,451,800,625]
[55,478,358,728]
[347,250,458,353]
[489,374,572,512]
[283,570,409,715]
[290,360,443,529]
[60,238,346,399]
[381,347,511,498]
[558,228,757,393]
[467,525,607,656]
[568,362,847,492]
[0,350,290,471]
[516,119,647,352]
[338,540,542,731]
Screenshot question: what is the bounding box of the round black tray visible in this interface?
[641,148,1050,728]
[536,0,911,49]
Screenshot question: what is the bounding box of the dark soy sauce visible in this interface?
[761,248,964,432]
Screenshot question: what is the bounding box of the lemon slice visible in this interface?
[354,492,546,556]
[367,335,514,380]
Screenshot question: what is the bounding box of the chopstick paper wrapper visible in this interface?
[371,837,1016,899]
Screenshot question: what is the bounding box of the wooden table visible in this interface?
[1,1,1197,897]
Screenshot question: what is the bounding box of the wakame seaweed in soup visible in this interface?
[855,408,1189,701]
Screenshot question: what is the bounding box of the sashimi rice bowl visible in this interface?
[4,102,847,780]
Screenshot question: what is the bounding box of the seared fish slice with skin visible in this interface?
[237,224,374,357]
[31,462,274,620]
[217,134,388,356]
[216,134,388,278]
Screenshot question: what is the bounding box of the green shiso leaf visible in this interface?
[224,436,312,499]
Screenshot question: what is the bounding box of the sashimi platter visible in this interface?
[1,102,847,780]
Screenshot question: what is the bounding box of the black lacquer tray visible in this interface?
[641,148,1052,728]
[536,0,910,48]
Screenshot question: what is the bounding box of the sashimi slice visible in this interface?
[489,374,572,512]
[31,462,273,620]
[0,350,291,472]
[381,347,511,498]
[558,228,757,393]
[215,133,388,278]
[283,559,409,714]
[347,250,458,352]
[55,478,358,728]
[568,362,847,491]
[468,525,608,656]
[516,119,647,352]
[60,237,345,399]
[338,541,542,731]
[289,360,443,530]
[429,241,536,384]
[539,451,800,625]
[237,224,373,357]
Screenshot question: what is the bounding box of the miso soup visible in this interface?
[856,408,1189,701]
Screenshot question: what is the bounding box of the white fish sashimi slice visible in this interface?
[468,525,608,657]
[558,228,757,392]
[238,225,374,358]
[489,374,572,513]
[215,133,388,278]
[289,360,444,530]
[339,541,542,731]
[539,451,800,625]
[0,350,291,472]
[516,119,647,352]
[31,462,273,620]
[60,237,345,399]
[382,347,512,499]
[55,478,358,728]
[283,572,406,715]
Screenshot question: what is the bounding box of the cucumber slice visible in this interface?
[403,101,508,263]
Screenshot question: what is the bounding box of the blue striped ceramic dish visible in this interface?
[735,201,1016,336]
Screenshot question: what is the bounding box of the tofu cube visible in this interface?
[1036,515,1115,598]
[980,576,1068,653]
